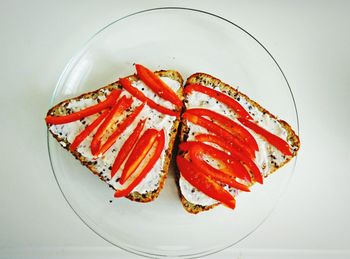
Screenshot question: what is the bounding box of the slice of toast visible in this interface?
[177,73,300,214]
[46,70,183,202]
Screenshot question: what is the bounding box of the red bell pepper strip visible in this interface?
[194,133,250,164]
[183,111,256,159]
[191,158,250,192]
[110,119,146,178]
[114,129,165,197]
[238,118,292,156]
[184,84,252,120]
[135,64,183,107]
[96,102,146,156]
[188,108,258,151]
[189,147,250,192]
[195,134,263,184]
[189,141,251,182]
[119,77,180,117]
[90,95,133,155]
[45,89,121,124]
[179,141,251,184]
[119,128,159,184]
[69,109,109,152]
[177,156,236,209]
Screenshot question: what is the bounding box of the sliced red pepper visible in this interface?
[90,95,133,155]
[189,144,251,187]
[188,108,258,151]
[69,109,110,152]
[119,128,159,184]
[45,89,121,124]
[114,129,165,197]
[189,148,250,192]
[195,134,263,184]
[111,119,146,178]
[238,118,292,156]
[179,141,251,184]
[177,156,236,209]
[194,133,250,163]
[184,84,252,120]
[183,111,256,159]
[119,77,180,117]
[135,64,183,107]
[97,102,146,156]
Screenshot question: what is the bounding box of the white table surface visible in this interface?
[1,0,349,258]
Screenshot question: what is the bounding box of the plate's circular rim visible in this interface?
[47,7,300,258]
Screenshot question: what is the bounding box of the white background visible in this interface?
[1,0,349,258]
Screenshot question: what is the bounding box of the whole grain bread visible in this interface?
[46,70,183,202]
[177,73,300,214]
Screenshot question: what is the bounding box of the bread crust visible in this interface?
[47,70,183,202]
[177,73,300,213]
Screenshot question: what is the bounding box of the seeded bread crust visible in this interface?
[47,70,183,203]
[177,73,300,214]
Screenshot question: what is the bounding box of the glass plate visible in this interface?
[48,7,299,258]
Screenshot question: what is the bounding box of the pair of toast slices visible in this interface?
[46,65,300,214]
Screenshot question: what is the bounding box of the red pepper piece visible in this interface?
[192,160,250,192]
[90,95,133,155]
[114,129,165,197]
[119,128,159,184]
[177,156,236,209]
[188,108,258,151]
[179,141,251,184]
[189,144,251,187]
[119,77,180,117]
[184,84,252,120]
[110,119,146,178]
[183,111,256,159]
[69,109,109,152]
[238,118,292,156]
[195,134,263,184]
[135,64,183,107]
[194,133,252,161]
[189,147,251,192]
[45,90,121,124]
[97,102,146,156]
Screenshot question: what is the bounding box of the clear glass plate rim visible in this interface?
[47,6,300,259]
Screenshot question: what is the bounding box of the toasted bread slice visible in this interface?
[177,73,300,214]
[47,70,183,202]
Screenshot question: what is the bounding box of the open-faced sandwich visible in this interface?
[45,65,300,211]
[177,73,300,213]
[45,64,183,202]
